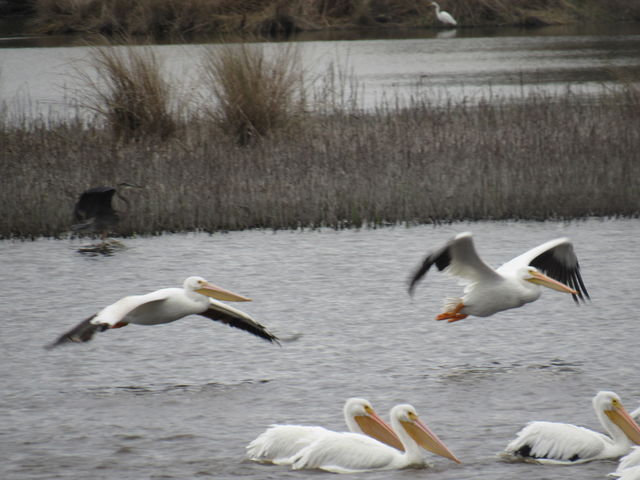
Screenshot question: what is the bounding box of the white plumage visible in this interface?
[430,1,457,26]
[290,404,461,473]
[47,276,278,347]
[611,447,640,479]
[504,391,640,464]
[246,398,402,465]
[408,232,589,321]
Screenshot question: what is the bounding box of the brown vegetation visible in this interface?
[29,0,640,38]
[73,39,177,140]
[199,42,306,145]
[1,84,639,238]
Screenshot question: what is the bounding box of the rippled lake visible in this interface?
[1,219,638,479]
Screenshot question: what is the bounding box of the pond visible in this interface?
[1,218,639,479]
[1,23,640,118]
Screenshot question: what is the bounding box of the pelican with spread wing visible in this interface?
[47,276,278,348]
[408,232,589,322]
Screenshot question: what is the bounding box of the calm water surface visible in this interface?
[1,219,639,479]
[1,24,640,118]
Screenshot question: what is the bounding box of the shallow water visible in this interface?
[1,218,639,479]
[1,24,640,118]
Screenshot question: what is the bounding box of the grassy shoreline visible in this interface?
[15,0,640,39]
[2,88,639,240]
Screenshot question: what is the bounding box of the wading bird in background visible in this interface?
[408,232,589,322]
[503,391,640,464]
[430,2,457,26]
[247,398,404,465]
[72,183,143,239]
[289,404,461,473]
[47,276,279,348]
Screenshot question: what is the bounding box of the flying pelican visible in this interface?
[430,2,457,26]
[611,447,640,479]
[408,232,589,322]
[46,276,278,348]
[73,183,143,238]
[503,391,640,464]
[247,398,404,465]
[290,404,461,473]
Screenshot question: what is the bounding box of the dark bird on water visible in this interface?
[72,183,143,238]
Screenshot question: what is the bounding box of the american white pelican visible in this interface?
[247,398,403,465]
[430,2,457,26]
[408,232,589,322]
[290,404,461,473]
[47,276,278,348]
[504,391,640,464]
[611,447,640,479]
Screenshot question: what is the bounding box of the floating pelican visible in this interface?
[504,391,640,464]
[408,232,589,322]
[247,398,403,465]
[290,404,461,473]
[47,276,278,348]
[611,447,640,479]
[430,1,457,26]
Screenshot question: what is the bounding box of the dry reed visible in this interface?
[1,85,639,238]
[199,41,306,145]
[73,38,177,141]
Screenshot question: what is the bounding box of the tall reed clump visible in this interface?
[74,38,177,141]
[200,41,306,145]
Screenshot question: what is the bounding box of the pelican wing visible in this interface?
[408,232,501,295]
[46,291,171,348]
[247,425,331,465]
[292,432,397,473]
[46,314,102,348]
[618,447,640,472]
[199,298,279,343]
[497,238,589,303]
[505,421,607,464]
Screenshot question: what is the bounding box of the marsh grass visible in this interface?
[73,38,177,141]
[200,41,306,145]
[29,0,640,37]
[1,85,639,238]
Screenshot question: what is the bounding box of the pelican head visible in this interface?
[596,391,640,445]
[393,404,461,463]
[521,267,577,294]
[345,398,404,450]
[184,276,252,302]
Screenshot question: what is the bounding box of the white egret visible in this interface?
[430,2,457,26]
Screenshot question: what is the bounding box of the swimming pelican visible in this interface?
[504,391,640,464]
[430,2,457,26]
[408,232,589,322]
[247,398,403,465]
[47,276,278,348]
[611,447,640,479]
[290,404,461,473]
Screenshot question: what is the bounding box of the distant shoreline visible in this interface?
[4,0,640,39]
